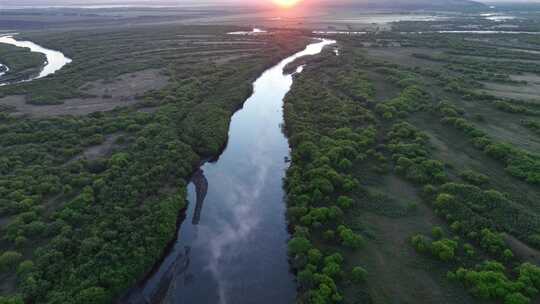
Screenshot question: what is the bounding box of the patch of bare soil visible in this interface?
[411,112,540,210]
[505,234,540,264]
[366,47,445,68]
[74,133,123,161]
[213,53,255,65]
[481,73,540,103]
[137,106,159,114]
[498,47,540,55]
[479,118,540,152]
[358,215,474,304]
[0,69,168,117]
[347,190,476,304]
[0,215,11,230]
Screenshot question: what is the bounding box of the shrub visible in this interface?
[504,293,530,304]
[411,234,430,253]
[432,226,444,239]
[308,249,323,265]
[431,239,458,261]
[460,170,489,186]
[351,266,368,283]
[0,251,22,272]
[288,237,312,256]
[337,196,353,209]
[337,225,365,249]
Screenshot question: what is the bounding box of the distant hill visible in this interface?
[323,0,487,11]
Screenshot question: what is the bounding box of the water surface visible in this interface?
[227,28,268,35]
[0,64,8,77]
[0,35,72,85]
[127,38,335,304]
[436,30,540,34]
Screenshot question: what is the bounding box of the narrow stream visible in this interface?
[126,38,335,304]
[0,35,72,85]
[0,64,8,77]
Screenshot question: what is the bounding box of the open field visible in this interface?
[283,23,540,304]
[482,74,540,103]
[0,69,169,117]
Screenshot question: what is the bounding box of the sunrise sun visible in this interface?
[272,0,302,8]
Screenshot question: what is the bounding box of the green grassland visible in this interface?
[283,30,540,304]
[0,25,309,304]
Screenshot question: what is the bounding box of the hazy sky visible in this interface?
[5,0,540,3]
[3,0,540,6]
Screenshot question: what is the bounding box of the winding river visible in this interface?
[0,35,72,85]
[126,38,335,304]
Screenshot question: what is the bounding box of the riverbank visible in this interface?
[123,37,334,304]
[0,34,72,86]
[0,41,45,84]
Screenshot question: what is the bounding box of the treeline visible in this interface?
[283,47,377,303]
[436,102,540,185]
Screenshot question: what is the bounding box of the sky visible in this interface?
[21,0,540,2]
[2,0,540,7]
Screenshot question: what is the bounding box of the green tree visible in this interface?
[411,234,430,253]
[337,225,364,249]
[308,249,322,265]
[288,237,312,256]
[0,251,22,272]
[432,226,444,239]
[75,287,109,304]
[351,266,368,283]
[431,239,457,261]
[337,196,353,209]
[504,293,530,304]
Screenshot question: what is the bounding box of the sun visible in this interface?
[272,0,302,8]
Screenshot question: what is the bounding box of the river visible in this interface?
[125,38,335,304]
[0,35,72,85]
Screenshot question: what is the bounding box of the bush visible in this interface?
[0,251,22,272]
[432,226,444,239]
[0,296,24,304]
[504,293,530,304]
[454,261,540,302]
[460,170,489,186]
[431,239,458,261]
[337,225,365,249]
[351,266,368,283]
[288,237,312,256]
[411,234,430,253]
[16,260,34,278]
[337,196,353,209]
[308,249,323,265]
